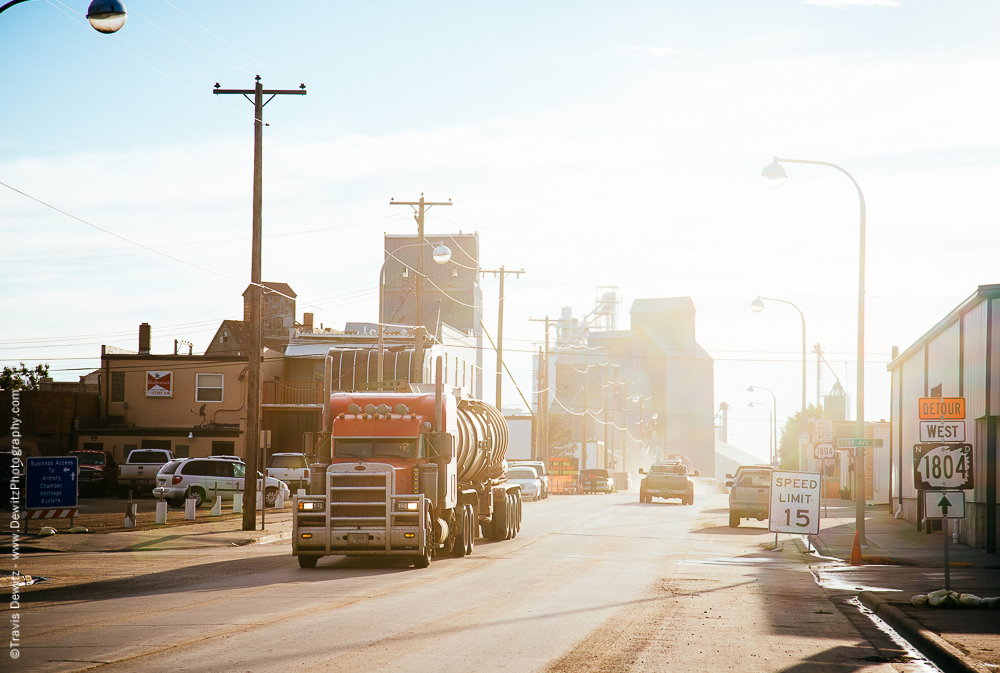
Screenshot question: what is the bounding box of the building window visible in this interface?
[196,373,224,402]
[174,444,190,458]
[111,371,125,402]
[212,441,235,456]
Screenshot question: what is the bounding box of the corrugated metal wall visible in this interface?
[927,320,961,395]
[964,301,988,419]
[900,351,926,501]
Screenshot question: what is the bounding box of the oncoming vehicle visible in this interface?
[509,460,549,498]
[579,468,614,494]
[727,465,774,527]
[69,449,117,496]
[638,460,697,504]
[153,457,290,508]
[265,452,310,493]
[505,465,542,501]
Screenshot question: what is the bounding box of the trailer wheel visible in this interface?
[491,495,508,541]
[298,555,319,569]
[729,511,740,528]
[514,492,522,533]
[507,494,516,539]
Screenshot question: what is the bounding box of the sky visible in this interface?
[2,0,999,462]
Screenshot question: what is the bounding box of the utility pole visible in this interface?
[390,194,451,383]
[813,343,823,407]
[480,266,524,410]
[529,316,554,464]
[214,76,306,532]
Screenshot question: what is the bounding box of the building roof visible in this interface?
[887,284,1000,370]
[630,297,695,315]
[242,282,297,299]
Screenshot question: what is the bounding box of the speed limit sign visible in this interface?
[913,443,973,490]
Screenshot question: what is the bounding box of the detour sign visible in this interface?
[918,397,965,420]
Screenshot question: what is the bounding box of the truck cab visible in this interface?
[639,460,696,505]
[293,383,521,570]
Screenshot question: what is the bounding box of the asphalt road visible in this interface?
[13,492,928,672]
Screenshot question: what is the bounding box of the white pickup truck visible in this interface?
[118,448,175,498]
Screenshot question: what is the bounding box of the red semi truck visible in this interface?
[293,357,521,569]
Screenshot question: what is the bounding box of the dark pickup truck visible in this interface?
[639,461,696,504]
[69,449,118,496]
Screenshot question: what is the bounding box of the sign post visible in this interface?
[922,490,966,591]
[769,471,822,551]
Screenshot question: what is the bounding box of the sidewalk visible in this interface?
[809,500,999,673]
[1,507,293,556]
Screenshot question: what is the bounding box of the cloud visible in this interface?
[801,0,902,7]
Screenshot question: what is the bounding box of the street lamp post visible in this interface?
[748,385,777,466]
[762,156,868,544]
[0,0,127,32]
[751,296,807,470]
[377,243,451,392]
[748,401,773,463]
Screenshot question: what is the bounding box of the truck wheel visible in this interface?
[452,507,468,558]
[298,555,319,569]
[491,495,508,541]
[465,505,479,556]
[515,493,522,533]
[729,511,740,528]
[508,494,517,539]
[414,514,433,568]
[442,509,457,556]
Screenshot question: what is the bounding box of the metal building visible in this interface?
[887,284,999,553]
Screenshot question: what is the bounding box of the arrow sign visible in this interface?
[938,494,951,517]
[923,490,965,519]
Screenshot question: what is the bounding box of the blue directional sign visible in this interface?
[26,456,78,509]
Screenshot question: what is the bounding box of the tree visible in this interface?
[0,363,50,391]
[777,404,827,471]
[546,413,576,459]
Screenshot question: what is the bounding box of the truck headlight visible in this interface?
[298,501,323,511]
[396,501,418,511]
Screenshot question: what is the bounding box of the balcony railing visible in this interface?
[262,381,323,406]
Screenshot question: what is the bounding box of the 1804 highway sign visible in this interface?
[913,443,973,490]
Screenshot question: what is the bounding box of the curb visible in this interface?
[235,530,291,547]
[858,591,990,673]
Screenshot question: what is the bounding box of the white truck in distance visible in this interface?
[118,448,175,498]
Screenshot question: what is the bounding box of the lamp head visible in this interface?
[750,297,765,313]
[87,0,128,33]
[761,157,787,188]
[431,244,452,264]
[747,402,754,408]
[747,386,754,392]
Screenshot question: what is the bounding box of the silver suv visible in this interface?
[153,457,289,508]
[265,453,310,493]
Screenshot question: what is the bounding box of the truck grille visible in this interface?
[329,473,388,526]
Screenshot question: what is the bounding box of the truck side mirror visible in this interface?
[693,470,699,477]
[726,481,734,488]
[725,474,733,479]
[639,468,645,475]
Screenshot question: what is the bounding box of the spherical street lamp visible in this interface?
[0,0,127,33]
[86,0,127,33]
[750,296,765,313]
[431,244,451,265]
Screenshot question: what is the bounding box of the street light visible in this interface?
[748,385,777,466]
[748,401,773,464]
[762,155,868,544]
[0,0,128,32]
[751,295,806,470]
[377,243,451,391]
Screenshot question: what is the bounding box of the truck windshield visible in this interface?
[74,453,105,466]
[335,438,417,460]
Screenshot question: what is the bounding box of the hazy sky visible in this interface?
[3,1,999,461]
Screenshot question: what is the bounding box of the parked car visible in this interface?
[119,448,175,498]
[639,461,696,505]
[509,460,549,498]
[579,468,614,494]
[69,449,117,496]
[153,457,290,508]
[505,465,543,501]
[265,453,310,493]
[727,465,774,527]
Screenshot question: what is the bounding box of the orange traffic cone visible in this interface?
[850,531,863,566]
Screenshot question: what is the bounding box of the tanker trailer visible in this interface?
[293,357,521,569]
